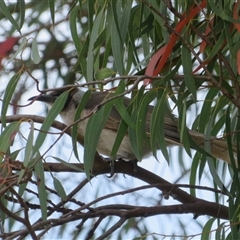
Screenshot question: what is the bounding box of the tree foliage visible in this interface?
[0,0,240,239]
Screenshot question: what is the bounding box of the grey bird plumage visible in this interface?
[29,87,236,164]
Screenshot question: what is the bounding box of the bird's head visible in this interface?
[28,86,82,111]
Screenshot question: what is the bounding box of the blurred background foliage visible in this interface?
[0,0,240,239]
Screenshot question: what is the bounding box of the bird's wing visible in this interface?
[85,91,181,145]
[85,91,122,131]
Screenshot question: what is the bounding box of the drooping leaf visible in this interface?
[53,177,67,201]
[31,38,41,64]
[48,0,55,25]
[0,1,21,34]
[34,152,47,221]
[150,90,169,162]
[181,42,196,101]
[18,0,25,29]
[84,100,116,179]
[86,7,104,81]
[32,91,69,159]
[201,218,216,240]
[69,5,82,54]
[72,90,91,160]
[0,122,20,162]
[1,72,21,127]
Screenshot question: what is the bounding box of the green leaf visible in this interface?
[23,121,34,167]
[32,91,69,159]
[128,107,140,160]
[109,81,133,158]
[207,157,229,195]
[1,72,21,127]
[31,38,41,64]
[18,0,25,29]
[86,7,104,81]
[69,5,82,54]
[18,182,27,197]
[72,90,91,160]
[84,101,115,179]
[53,177,67,201]
[10,148,22,159]
[119,0,132,42]
[110,117,129,159]
[179,100,192,157]
[189,152,201,196]
[208,1,239,23]
[205,30,226,62]
[0,196,6,225]
[151,90,169,162]
[34,152,47,221]
[115,100,135,130]
[225,106,237,167]
[111,0,123,44]
[111,17,124,75]
[181,43,196,101]
[18,121,34,184]
[94,68,116,80]
[87,0,94,30]
[127,89,154,161]
[201,218,216,240]
[135,91,155,160]
[215,222,226,240]
[52,156,84,172]
[0,122,20,162]
[198,88,218,132]
[48,0,55,24]
[0,0,21,34]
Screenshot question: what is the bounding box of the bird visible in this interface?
[28,86,236,165]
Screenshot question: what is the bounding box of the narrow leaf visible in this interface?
[0,122,20,162]
[32,91,69,159]
[135,91,155,159]
[128,108,141,160]
[181,43,196,101]
[84,101,115,179]
[69,5,81,54]
[34,153,47,220]
[179,100,192,157]
[23,121,34,167]
[111,14,124,75]
[1,72,21,127]
[110,118,128,159]
[53,177,67,201]
[86,7,104,81]
[115,100,135,130]
[151,90,169,162]
[52,156,84,172]
[18,0,25,29]
[0,0,21,34]
[72,90,91,160]
[201,218,216,240]
[18,121,34,184]
[48,0,55,25]
[31,38,41,64]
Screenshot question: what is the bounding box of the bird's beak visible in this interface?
[28,95,57,104]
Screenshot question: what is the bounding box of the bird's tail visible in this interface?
[189,130,237,164]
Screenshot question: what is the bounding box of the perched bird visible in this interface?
[29,87,236,164]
